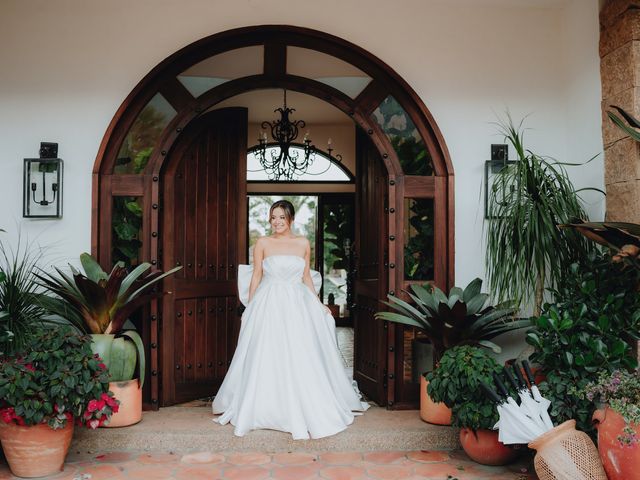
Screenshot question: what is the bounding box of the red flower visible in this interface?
[87,399,99,413]
[24,363,35,372]
[98,363,107,370]
[0,407,16,424]
[101,393,119,408]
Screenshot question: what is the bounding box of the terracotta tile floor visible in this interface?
[0,449,537,479]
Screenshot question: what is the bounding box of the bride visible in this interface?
[212,199,369,439]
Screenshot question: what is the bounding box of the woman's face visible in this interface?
[270,207,291,234]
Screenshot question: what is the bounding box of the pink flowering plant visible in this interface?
[584,369,640,446]
[0,327,119,430]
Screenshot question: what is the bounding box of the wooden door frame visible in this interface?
[91,26,454,410]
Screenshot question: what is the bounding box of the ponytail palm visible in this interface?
[485,117,594,314]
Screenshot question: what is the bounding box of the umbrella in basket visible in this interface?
[522,360,554,430]
[480,373,546,445]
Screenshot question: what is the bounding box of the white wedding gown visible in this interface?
[212,254,370,440]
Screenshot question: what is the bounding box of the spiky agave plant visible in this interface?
[37,253,181,386]
[375,278,529,362]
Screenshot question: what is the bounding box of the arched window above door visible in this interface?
[177,46,265,97]
[247,144,353,182]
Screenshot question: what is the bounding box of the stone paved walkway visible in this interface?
[0,449,537,479]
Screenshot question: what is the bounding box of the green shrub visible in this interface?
[527,250,640,434]
[0,327,118,429]
[426,345,503,430]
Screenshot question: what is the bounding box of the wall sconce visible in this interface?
[484,144,514,219]
[23,142,63,218]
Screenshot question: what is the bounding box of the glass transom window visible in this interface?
[247,145,351,182]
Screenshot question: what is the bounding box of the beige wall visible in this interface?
[0,0,603,305]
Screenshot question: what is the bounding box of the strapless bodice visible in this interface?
[261,255,305,284]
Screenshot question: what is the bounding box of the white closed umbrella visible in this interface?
[481,376,546,445]
[503,365,550,432]
[522,360,554,431]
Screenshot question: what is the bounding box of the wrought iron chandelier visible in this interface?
[256,89,340,181]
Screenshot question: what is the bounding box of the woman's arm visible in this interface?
[248,238,265,303]
[302,239,332,314]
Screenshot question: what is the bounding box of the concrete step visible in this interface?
[72,405,460,453]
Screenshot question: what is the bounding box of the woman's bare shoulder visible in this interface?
[289,235,309,246]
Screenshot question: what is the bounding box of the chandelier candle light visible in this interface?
[257,89,341,180]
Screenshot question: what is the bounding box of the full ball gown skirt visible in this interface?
[212,255,370,440]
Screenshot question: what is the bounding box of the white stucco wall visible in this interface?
[0,0,604,295]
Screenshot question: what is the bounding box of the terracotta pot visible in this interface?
[459,428,518,466]
[0,421,73,478]
[593,407,640,480]
[420,376,452,425]
[105,378,142,427]
[528,419,606,480]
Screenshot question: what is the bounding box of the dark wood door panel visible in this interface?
[161,107,247,406]
[353,127,388,406]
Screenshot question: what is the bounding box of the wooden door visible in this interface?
[353,128,389,406]
[161,108,247,406]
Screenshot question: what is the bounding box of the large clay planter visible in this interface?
[0,421,74,478]
[420,376,452,425]
[593,407,640,480]
[105,378,142,427]
[459,428,518,465]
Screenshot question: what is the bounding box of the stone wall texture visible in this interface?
[601,0,640,221]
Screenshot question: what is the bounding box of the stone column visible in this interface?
[600,0,640,222]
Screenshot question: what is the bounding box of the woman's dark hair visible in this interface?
[269,200,295,224]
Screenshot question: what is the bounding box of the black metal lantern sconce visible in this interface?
[484,144,515,219]
[23,142,63,218]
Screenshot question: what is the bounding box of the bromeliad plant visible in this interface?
[375,278,529,362]
[0,327,118,429]
[37,253,181,387]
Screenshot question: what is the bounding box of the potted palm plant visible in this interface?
[426,345,518,466]
[0,327,118,477]
[485,115,594,315]
[375,278,528,424]
[37,253,180,426]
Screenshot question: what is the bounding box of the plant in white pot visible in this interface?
[37,253,180,426]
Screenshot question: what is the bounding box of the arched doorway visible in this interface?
[92,26,454,410]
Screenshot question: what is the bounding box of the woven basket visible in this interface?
[528,420,607,480]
